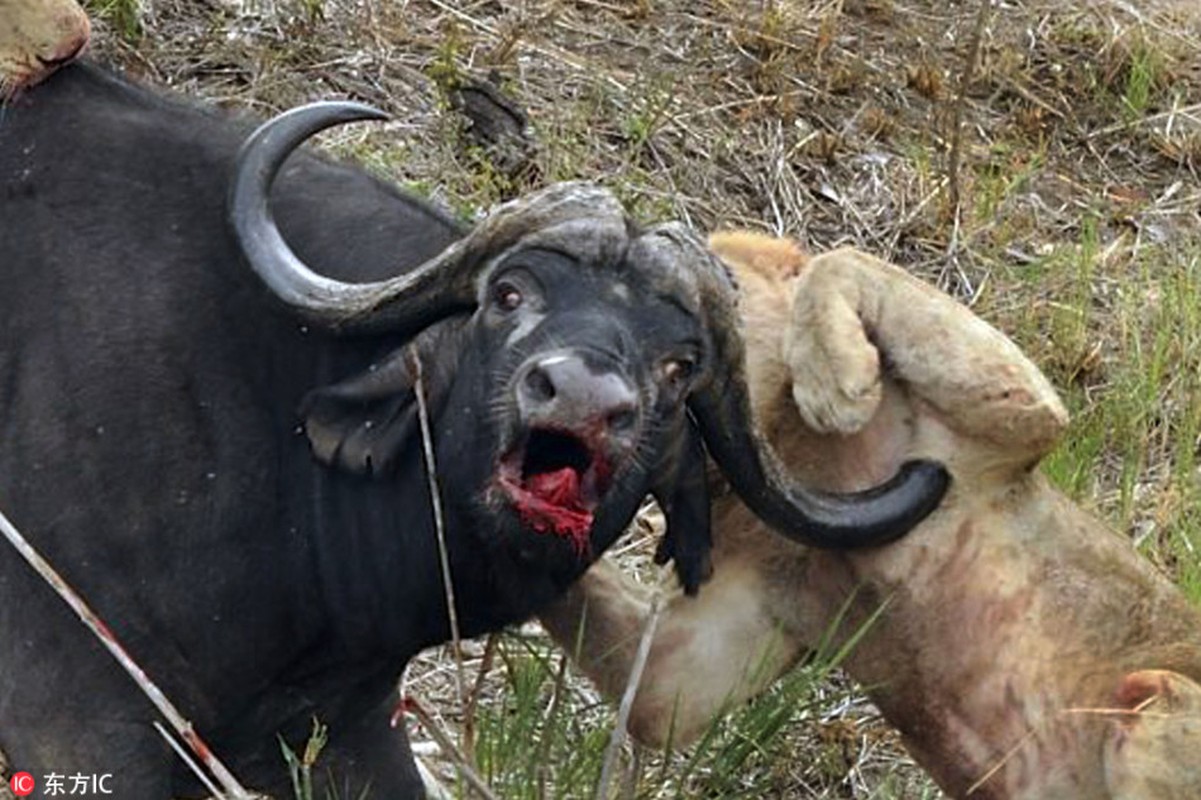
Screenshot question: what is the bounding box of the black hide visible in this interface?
[0,64,711,798]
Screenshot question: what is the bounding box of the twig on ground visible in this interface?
[409,345,469,715]
[154,722,227,800]
[404,694,503,800]
[533,652,572,800]
[0,506,261,800]
[462,633,500,763]
[965,727,1035,796]
[1087,102,1201,139]
[594,591,663,800]
[946,0,992,232]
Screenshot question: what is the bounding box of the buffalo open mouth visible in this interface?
[496,427,611,553]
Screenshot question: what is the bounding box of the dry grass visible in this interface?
[83,0,1201,256]
[70,0,1201,797]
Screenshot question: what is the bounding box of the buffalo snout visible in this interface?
[493,349,643,551]
[515,351,639,441]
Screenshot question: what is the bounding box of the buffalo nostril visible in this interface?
[607,408,637,433]
[523,367,556,404]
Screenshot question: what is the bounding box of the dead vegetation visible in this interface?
[64,0,1201,797]
[82,1,1200,251]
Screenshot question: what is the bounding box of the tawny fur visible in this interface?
[540,231,1201,799]
[0,0,88,99]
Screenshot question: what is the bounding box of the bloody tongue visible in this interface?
[518,467,593,553]
[528,467,582,507]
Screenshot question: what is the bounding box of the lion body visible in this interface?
[542,232,1201,799]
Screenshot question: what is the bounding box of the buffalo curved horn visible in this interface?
[632,224,950,548]
[229,102,629,334]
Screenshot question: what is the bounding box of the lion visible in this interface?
[540,232,1201,799]
[0,0,89,100]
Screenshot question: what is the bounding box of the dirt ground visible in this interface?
[28,0,1201,796]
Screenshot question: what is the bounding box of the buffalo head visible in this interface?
[228,103,950,601]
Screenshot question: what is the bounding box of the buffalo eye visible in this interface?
[492,281,523,312]
[660,357,696,387]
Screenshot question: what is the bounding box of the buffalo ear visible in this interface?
[650,414,714,595]
[301,349,419,477]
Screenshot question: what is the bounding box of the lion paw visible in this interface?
[785,298,882,436]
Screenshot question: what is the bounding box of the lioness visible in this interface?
[541,232,1201,799]
[1,0,89,99]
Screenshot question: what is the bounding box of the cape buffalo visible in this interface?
[541,232,1201,799]
[0,0,88,98]
[0,66,948,798]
